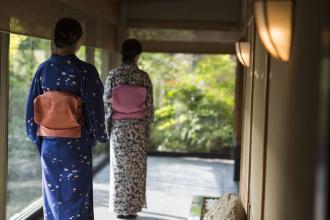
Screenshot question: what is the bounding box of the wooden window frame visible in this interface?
[0,31,9,220]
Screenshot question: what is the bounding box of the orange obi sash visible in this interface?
[34,91,83,138]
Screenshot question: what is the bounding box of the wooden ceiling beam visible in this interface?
[119,0,194,4]
[56,0,120,24]
[127,19,239,31]
[123,0,241,31]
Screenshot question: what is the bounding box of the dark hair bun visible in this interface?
[121,39,143,63]
[54,17,83,48]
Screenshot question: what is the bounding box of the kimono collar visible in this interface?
[122,63,138,69]
[50,53,78,65]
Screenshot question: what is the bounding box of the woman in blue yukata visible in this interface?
[25,17,108,220]
[104,39,154,219]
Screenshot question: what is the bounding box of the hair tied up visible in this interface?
[54,17,83,49]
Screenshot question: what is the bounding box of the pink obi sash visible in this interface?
[111,84,147,120]
[34,91,83,138]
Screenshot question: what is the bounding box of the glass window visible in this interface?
[92,47,109,164]
[94,47,111,81]
[76,45,86,61]
[94,48,102,74]
[139,53,236,154]
[7,34,51,219]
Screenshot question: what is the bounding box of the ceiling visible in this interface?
[118,0,244,53]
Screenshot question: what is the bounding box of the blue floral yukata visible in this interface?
[26,54,108,220]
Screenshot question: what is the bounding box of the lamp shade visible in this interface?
[254,0,293,62]
[235,42,251,67]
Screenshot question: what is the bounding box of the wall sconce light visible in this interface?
[254,0,293,62]
[235,42,251,67]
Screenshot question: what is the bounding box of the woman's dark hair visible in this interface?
[121,39,143,64]
[54,17,83,49]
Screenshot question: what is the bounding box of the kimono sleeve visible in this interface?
[81,64,109,144]
[103,71,113,137]
[25,67,43,153]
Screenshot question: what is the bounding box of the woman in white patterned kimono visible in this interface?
[103,39,154,219]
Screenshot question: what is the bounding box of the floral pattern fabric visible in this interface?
[104,63,154,215]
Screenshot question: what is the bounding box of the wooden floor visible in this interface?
[94,156,238,220]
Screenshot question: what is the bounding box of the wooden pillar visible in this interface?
[314,14,330,220]
[114,4,128,65]
[108,50,119,70]
[86,46,95,65]
[51,41,56,54]
[233,61,245,181]
[99,50,114,82]
[0,32,9,220]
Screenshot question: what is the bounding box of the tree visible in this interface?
[139,53,236,153]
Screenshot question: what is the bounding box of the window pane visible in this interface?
[139,53,236,153]
[76,45,86,61]
[94,47,111,80]
[92,48,109,162]
[94,48,102,74]
[7,34,51,218]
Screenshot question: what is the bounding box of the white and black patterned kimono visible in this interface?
[103,63,154,215]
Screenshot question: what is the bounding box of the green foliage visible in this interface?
[94,48,102,73]
[76,45,86,61]
[8,34,51,157]
[139,53,236,153]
